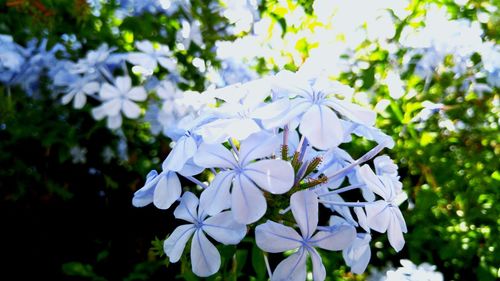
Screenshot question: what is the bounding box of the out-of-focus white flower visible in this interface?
[70,146,87,164]
[92,76,147,129]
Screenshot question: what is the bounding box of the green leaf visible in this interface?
[251,243,266,280]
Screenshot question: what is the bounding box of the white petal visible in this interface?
[162,136,197,172]
[310,225,356,251]
[226,118,262,141]
[255,220,302,253]
[164,224,195,263]
[61,92,75,105]
[238,131,281,165]
[128,53,157,71]
[290,190,319,238]
[243,159,294,194]
[107,114,122,129]
[203,211,247,244]
[122,100,141,119]
[126,86,147,101]
[262,99,310,129]
[136,40,154,53]
[193,143,237,169]
[132,170,158,207]
[82,81,100,94]
[358,165,389,200]
[387,211,405,252]
[393,206,407,233]
[73,92,86,109]
[342,234,371,274]
[250,98,290,120]
[354,207,370,233]
[153,171,181,210]
[195,118,234,144]
[178,159,204,177]
[190,230,221,277]
[299,105,342,150]
[231,174,267,224]
[241,78,272,108]
[273,70,313,99]
[313,78,354,99]
[100,83,120,99]
[365,200,390,233]
[115,76,132,93]
[308,248,326,281]
[91,105,106,120]
[174,191,199,223]
[157,57,176,71]
[325,99,376,126]
[199,171,234,216]
[101,99,121,116]
[271,248,307,281]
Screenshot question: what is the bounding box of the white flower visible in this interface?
[59,75,100,109]
[163,192,247,277]
[263,71,376,150]
[132,158,203,210]
[127,40,176,74]
[193,131,294,224]
[92,76,147,129]
[359,165,407,252]
[256,190,356,281]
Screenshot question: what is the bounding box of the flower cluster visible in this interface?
[133,71,408,279]
[0,0,263,137]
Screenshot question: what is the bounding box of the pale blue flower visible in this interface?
[127,40,176,74]
[195,79,288,143]
[359,165,407,252]
[332,209,372,274]
[132,158,202,209]
[163,192,247,277]
[410,101,444,123]
[132,170,181,209]
[343,232,372,274]
[55,72,100,109]
[0,35,25,83]
[72,45,112,73]
[256,190,356,281]
[7,38,65,95]
[92,76,147,129]
[177,19,203,48]
[263,71,376,150]
[374,155,402,193]
[193,131,294,224]
[342,120,395,148]
[161,114,215,171]
[70,146,88,164]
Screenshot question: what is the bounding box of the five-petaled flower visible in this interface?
[359,164,407,252]
[194,131,295,224]
[263,71,377,150]
[164,192,247,277]
[256,190,356,281]
[92,76,147,129]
